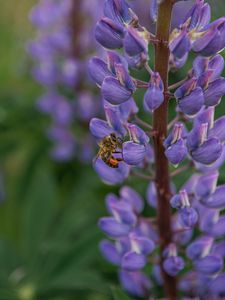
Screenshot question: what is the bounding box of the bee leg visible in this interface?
[117,158,123,161]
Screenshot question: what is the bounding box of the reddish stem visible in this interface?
[153,1,177,299]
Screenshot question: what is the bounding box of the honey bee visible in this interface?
[95,133,123,168]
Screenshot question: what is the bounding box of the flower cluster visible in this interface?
[89,0,225,298]
[28,0,103,162]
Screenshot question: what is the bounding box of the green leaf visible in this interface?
[40,269,109,295]
[0,240,21,277]
[21,164,58,266]
[111,286,133,300]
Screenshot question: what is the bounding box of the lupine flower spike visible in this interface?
[89,0,225,298]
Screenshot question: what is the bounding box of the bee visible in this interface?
[95,133,123,168]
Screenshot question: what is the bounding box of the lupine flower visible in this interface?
[29,0,104,162]
[164,123,188,165]
[90,0,225,298]
[144,72,164,112]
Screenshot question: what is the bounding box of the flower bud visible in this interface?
[144,72,164,112]
[179,207,198,228]
[164,123,188,165]
[163,244,185,277]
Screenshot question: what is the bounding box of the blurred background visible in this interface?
[0,1,224,300]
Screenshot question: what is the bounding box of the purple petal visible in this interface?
[95,17,124,49]
[178,87,204,116]
[88,57,112,86]
[165,139,188,165]
[209,274,225,296]
[100,240,121,265]
[94,159,129,185]
[89,118,113,139]
[105,193,120,214]
[144,85,164,112]
[204,77,225,107]
[104,104,127,136]
[209,116,225,143]
[121,251,146,271]
[120,186,144,213]
[129,233,155,255]
[212,241,225,259]
[201,184,225,209]
[179,207,198,228]
[102,76,132,104]
[195,171,219,199]
[122,141,146,165]
[163,256,185,277]
[191,138,223,165]
[110,201,137,225]
[124,26,147,56]
[194,255,223,275]
[209,215,225,238]
[103,0,132,25]
[119,270,152,297]
[186,236,214,260]
[127,123,149,145]
[98,217,130,237]
[196,144,225,173]
[115,63,135,91]
[170,28,191,59]
[146,182,157,209]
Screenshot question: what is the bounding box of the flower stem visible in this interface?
[153,1,177,299]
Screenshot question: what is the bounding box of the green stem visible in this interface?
[153,1,177,299]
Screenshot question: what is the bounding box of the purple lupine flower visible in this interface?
[119,270,152,298]
[90,0,225,298]
[144,72,164,112]
[174,78,204,116]
[164,123,188,165]
[163,244,185,276]
[29,0,105,162]
[124,26,148,57]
